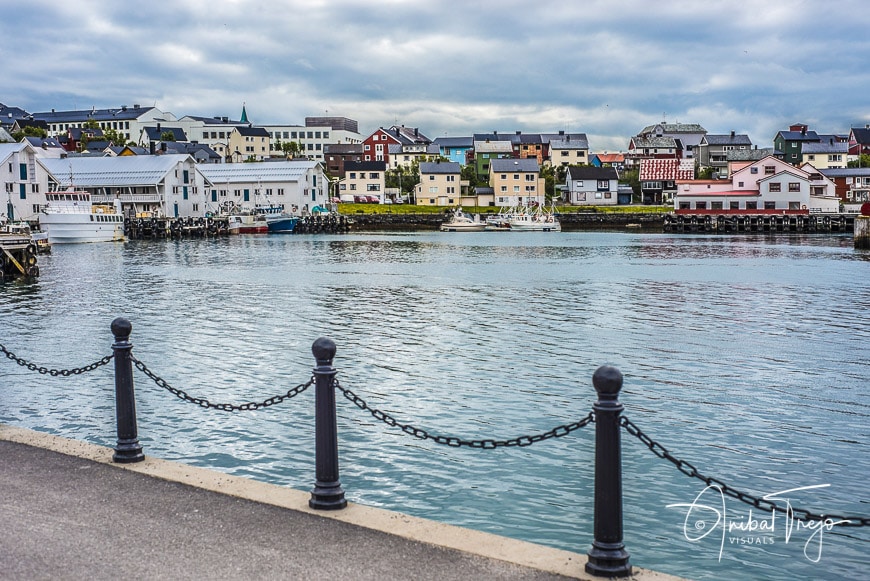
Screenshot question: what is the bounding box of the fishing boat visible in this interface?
[439,207,486,232]
[39,189,125,244]
[506,205,561,232]
[226,211,269,234]
[255,204,299,233]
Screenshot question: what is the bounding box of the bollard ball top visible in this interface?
[311,337,336,361]
[111,317,132,338]
[592,365,623,395]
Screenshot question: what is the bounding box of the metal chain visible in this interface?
[335,378,594,448]
[620,416,870,527]
[130,355,313,411]
[0,343,114,376]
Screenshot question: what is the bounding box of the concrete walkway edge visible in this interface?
[0,424,684,580]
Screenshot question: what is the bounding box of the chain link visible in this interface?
[620,416,870,527]
[1,343,114,376]
[130,355,313,411]
[335,378,594,448]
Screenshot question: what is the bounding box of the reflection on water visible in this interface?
[1,232,868,581]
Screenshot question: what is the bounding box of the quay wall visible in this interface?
[348,212,665,231]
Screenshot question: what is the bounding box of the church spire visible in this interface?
[240,102,248,124]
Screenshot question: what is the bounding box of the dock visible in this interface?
[0,231,39,280]
[664,212,856,233]
[0,425,682,581]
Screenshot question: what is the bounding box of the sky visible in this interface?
[3,0,870,152]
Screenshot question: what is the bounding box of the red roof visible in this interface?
[640,158,694,180]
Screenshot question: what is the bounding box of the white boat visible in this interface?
[507,205,561,232]
[39,189,125,244]
[440,208,487,232]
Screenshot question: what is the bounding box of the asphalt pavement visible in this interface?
[0,427,682,581]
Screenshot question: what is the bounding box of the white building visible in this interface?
[198,160,329,215]
[40,154,208,218]
[1,141,48,223]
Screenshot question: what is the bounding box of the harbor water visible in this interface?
[1,232,868,580]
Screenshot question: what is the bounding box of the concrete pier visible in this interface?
[856,216,870,249]
[0,425,684,581]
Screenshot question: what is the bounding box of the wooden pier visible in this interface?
[664,212,856,234]
[0,233,39,280]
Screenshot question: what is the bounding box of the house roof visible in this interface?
[592,153,625,164]
[198,160,321,185]
[820,167,870,177]
[541,133,588,145]
[419,161,461,174]
[433,136,473,147]
[549,137,590,150]
[384,125,431,145]
[727,148,773,161]
[143,126,188,141]
[702,134,752,146]
[640,158,694,180]
[41,154,194,187]
[33,105,160,123]
[490,158,539,172]
[163,142,220,159]
[631,136,677,149]
[801,140,849,154]
[776,130,820,142]
[474,140,513,153]
[675,189,759,198]
[0,141,30,162]
[851,127,870,144]
[323,143,363,154]
[567,166,618,180]
[235,126,269,137]
[640,123,707,135]
[344,161,387,172]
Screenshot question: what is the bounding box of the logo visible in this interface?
[666,484,851,563]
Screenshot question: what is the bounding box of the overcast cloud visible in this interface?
[3,0,869,151]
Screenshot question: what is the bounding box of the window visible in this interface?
[679,202,690,209]
[711,201,723,210]
[561,151,569,157]
[764,201,776,209]
[429,187,438,193]
[751,167,758,174]
[369,172,378,179]
[788,183,800,192]
[769,183,781,192]
[764,166,775,175]
[695,201,707,209]
[746,201,757,210]
[597,180,609,190]
[429,175,435,181]
[730,201,739,210]
[514,174,520,180]
[789,202,800,210]
[738,181,744,187]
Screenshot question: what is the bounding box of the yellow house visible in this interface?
[415,161,464,206]
[489,158,545,207]
[227,126,270,162]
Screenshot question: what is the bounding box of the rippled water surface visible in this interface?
[2,232,868,581]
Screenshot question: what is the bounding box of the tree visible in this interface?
[847,154,870,168]
[160,130,176,142]
[11,125,48,141]
[282,141,302,158]
[460,164,479,189]
[620,168,641,203]
[385,163,420,200]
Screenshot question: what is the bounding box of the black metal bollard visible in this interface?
[111,317,145,463]
[309,337,347,510]
[586,365,632,577]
